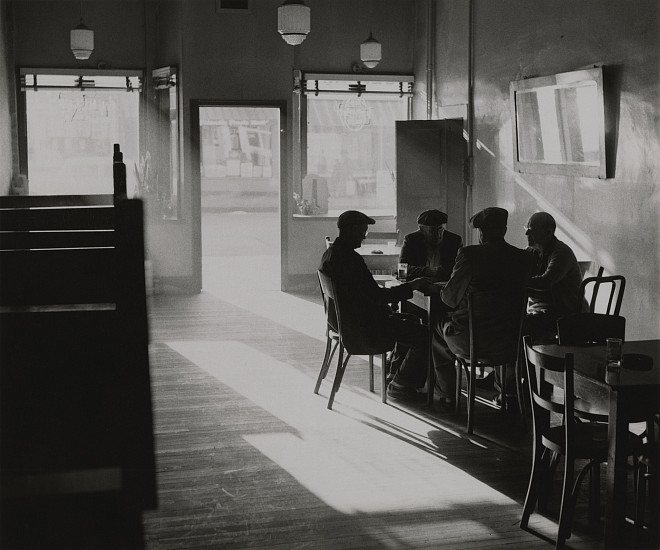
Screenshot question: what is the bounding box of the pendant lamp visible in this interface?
[360,32,381,69]
[278,0,310,46]
[70,2,93,60]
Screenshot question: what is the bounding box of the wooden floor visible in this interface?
[141,257,617,549]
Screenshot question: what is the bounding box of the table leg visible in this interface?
[427,296,436,408]
[605,387,627,547]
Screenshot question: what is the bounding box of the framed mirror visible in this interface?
[510,66,607,178]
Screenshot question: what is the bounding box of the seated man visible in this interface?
[399,209,463,282]
[428,207,531,408]
[389,209,463,378]
[525,211,583,341]
[320,210,434,402]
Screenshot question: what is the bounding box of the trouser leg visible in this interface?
[433,322,459,398]
[387,312,422,378]
[386,316,428,390]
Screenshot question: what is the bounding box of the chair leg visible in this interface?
[499,364,508,413]
[467,360,476,434]
[634,463,647,544]
[565,460,597,540]
[521,440,545,530]
[588,461,601,526]
[369,355,374,393]
[314,337,338,394]
[327,347,350,410]
[454,359,462,415]
[381,353,387,403]
[515,356,528,431]
[556,455,575,548]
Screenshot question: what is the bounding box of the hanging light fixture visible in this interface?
[70,1,94,60]
[278,0,310,46]
[360,32,381,69]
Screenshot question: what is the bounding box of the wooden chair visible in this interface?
[454,289,528,434]
[314,270,394,409]
[314,271,341,396]
[578,266,626,315]
[520,335,609,548]
[634,416,659,546]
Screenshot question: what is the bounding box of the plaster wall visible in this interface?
[434,0,660,339]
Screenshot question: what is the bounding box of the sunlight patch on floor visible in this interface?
[167,340,519,515]
[202,256,326,341]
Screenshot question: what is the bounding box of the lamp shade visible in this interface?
[360,32,381,69]
[71,21,94,60]
[278,0,310,46]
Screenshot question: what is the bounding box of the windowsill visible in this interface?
[293,209,395,220]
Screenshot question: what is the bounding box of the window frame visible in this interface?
[293,72,413,218]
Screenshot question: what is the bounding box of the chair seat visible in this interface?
[542,422,643,458]
[542,422,609,458]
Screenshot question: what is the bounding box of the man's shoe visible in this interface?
[433,396,456,412]
[387,382,426,402]
[492,393,518,412]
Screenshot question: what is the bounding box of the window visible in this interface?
[300,73,413,216]
[20,69,142,196]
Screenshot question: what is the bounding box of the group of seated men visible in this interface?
[319,206,583,410]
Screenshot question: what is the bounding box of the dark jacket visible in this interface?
[440,239,533,358]
[320,236,413,351]
[399,229,463,281]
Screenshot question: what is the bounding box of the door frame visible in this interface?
[190,100,288,292]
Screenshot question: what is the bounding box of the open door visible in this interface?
[395,119,466,239]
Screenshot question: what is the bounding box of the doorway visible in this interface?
[198,105,282,294]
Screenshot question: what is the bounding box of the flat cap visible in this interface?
[337,210,376,229]
[470,207,508,229]
[417,209,448,226]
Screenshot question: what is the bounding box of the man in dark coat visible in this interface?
[399,209,463,282]
[428,207,532,408]
[320,210,434,401]
[524,211,583,340]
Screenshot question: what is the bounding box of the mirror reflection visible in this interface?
[510,67,606,178]
[516,82,600,165]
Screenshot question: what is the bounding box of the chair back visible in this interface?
[468,288,527,364]
[317,270,395,356]
[578,267,626,315]
[317,270,338,334]
[523,335,576,440]
[557,312,625,345]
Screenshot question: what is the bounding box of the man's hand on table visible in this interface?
[407,277,440,295]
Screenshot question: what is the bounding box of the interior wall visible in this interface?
[0,1,14,195]
[173,0,416,291]
[434,0,660,339]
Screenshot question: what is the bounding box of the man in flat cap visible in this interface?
[387,209,463,381]
[399,209,463,282]
[426,206,532,409]
[524,211,583,340]
[320,210,435,401]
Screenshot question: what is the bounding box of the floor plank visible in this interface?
[141,264,610,549]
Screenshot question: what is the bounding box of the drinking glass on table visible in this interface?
[397,262,408,281]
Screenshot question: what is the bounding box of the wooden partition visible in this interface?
[0,195,156,547]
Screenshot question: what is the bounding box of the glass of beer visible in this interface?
[397,262,408,281]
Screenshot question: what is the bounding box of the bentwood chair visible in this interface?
[578,267,626,315]
[314,270,395,410]
[520,336,610,549]
[454,289,528,434]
